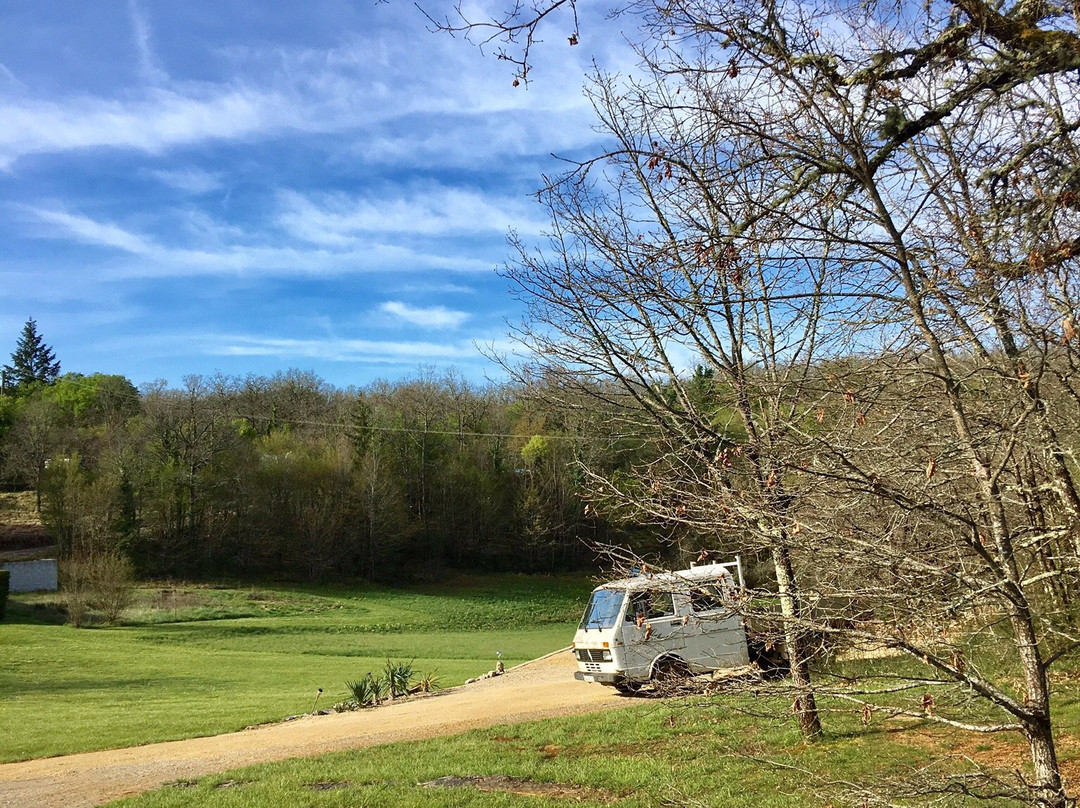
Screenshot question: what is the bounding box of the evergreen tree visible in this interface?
[4,318,60,393]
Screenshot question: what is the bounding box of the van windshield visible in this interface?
[579,588,626,630]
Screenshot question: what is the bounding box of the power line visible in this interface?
[243,412,642,443]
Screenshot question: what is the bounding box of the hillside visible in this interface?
[0,491,50,556]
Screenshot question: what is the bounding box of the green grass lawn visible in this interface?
[102,674,1080,808]
[11,575,1080,808]
[0,574,588,762]
[104,690,1049,808]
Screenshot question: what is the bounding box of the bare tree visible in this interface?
[496,65,870,737]
[692,2,1080,801]
[433,0,1080,800]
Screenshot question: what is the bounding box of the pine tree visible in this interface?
[4,318,60,393]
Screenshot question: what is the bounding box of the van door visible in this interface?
[620,588,686,680]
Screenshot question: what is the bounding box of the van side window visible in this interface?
[648,590,674,618]
[689,584,726,613]
[626,590,675,622]
[626,592,646,622]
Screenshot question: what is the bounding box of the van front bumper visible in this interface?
[574,671,621,684]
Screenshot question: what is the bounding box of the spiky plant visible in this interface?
[383,659,414,699]
[345,673,387,708]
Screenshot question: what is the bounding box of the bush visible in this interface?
[92,552,135,624]
[59,556,93,627]
[0,569,9,621]
[59,551,135,627]
[413,669,441,693]
[337,660,429,711]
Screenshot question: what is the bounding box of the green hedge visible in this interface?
[0,569,9,622]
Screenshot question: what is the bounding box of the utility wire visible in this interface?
[242,413,642,443]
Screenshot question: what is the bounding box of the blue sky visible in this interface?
[0,1,624,389]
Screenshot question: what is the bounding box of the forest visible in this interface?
[0,344,668,581]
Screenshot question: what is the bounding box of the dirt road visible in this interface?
[0,649,633,808]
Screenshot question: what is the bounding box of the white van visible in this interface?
[572,560,760,693]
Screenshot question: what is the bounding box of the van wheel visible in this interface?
[651,657,690,687]
[614,681,644,695]
[748,643,790,679]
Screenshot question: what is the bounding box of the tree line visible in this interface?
[0,328,668,581]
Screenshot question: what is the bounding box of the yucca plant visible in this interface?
[345,673,387,708]
[383,659,414,699]
[413,669,441,694]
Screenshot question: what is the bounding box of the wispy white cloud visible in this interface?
[176,209,248,244]
[393,281,476,295]
[380,301,470,329]
[128,0,168,85]
[209,334,480,363]
[25,205,496,277]
[32,208,153,253]
[277,186,545,246]
[0,87,293,170]
[0,62,26,93]
[351,116,596,174]
[0,9,611,171]
[148,167,224,194]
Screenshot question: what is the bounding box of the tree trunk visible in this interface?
[1025,715,1067,808]
[771,540,823,740]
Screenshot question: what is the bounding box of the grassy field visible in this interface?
[0,575,588,762]
[10,576,1080,808]
[106,700,818,808]
[105,685,1080,808]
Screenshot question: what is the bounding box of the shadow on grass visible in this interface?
[129,621,419,648]
[8,672,225,697]
[3,599,67,626]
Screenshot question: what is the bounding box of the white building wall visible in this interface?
[2,559,59,592]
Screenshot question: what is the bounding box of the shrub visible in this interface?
[59,551,135,627]
[345,673,387,708]
[340,660,430,710]
[59,556,93,627]
[413,669,440,693]
[91,551,134,624]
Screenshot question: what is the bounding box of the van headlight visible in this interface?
[602,649,612,661]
